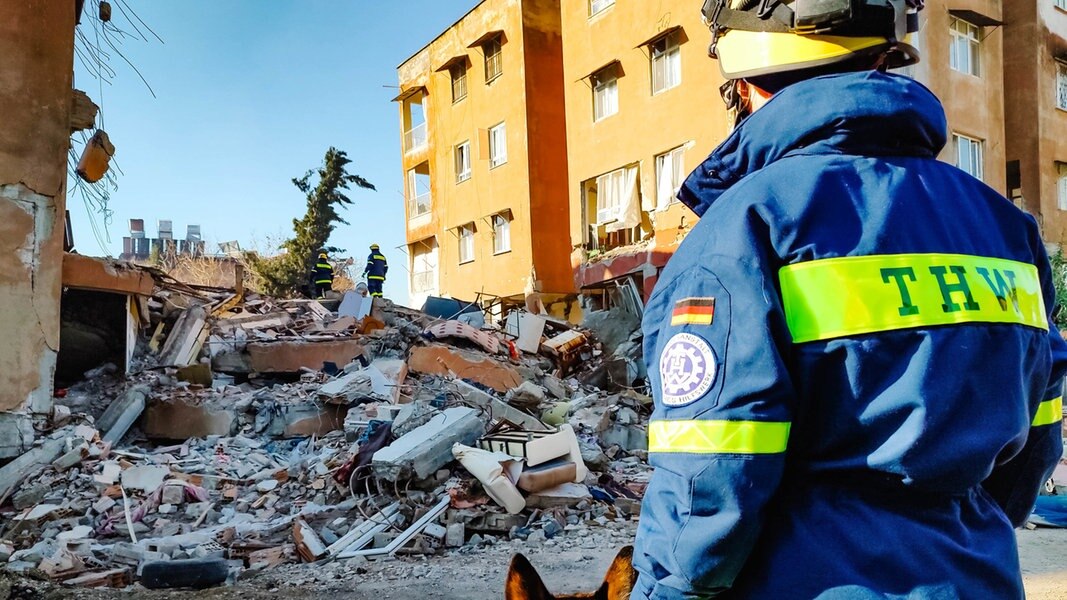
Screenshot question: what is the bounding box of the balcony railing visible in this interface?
[404,122,427,153]
[408,193,431,219]
[411,271,436,293]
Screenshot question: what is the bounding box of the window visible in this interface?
[492,213,511,254]
[410,238,438,294]
[595,166,639,225]
[407,163,431,218]
[489,123,507,168]
[455,141,471,183]
[458,224,475,264]
[1058,0,1067,10]
[950,19,980,77]
[592,67,619,121]
[450,62,468,103]
[651,32,682,94]
[485,37,503,82]
[590,0,614,16]
[655,146,686,209]
[954,134,984,181]
[1058,163,1067,211]
[1058,61,1067,111]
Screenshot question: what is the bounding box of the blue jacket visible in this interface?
[364,250,388,279]
[632,72,1067,600]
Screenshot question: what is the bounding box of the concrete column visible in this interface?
[0,0,77,453]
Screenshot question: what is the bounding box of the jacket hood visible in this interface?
[679,71,948,217]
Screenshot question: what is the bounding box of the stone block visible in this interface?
[0,412,35,460]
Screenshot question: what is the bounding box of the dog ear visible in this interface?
[505,553,554,600]
[596,546,637,600]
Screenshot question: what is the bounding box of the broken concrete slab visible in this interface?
[318,359,407,405]
[450,380,549,432]
[143,398,235,440]
[372,407,484,481]
[121,465,169,493]
[525,483,592,509]
[98,386,147,445]
[159,306,209,367]
[0,436,66,499]
[0,412,35,460]
[62,253,155,296]
[264,402,347,438]
[407,344,521,393]
[247,339,365,373]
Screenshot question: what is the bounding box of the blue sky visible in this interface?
[70,1,481,305]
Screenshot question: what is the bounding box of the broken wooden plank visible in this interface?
[159,306,208,366]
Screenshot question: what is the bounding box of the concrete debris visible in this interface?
[0,271,653,591]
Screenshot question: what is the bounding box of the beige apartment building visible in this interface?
[398,0,1067,307]
[1005,0,1067,244]
[394,0,572,311]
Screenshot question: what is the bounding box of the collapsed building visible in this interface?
[0,262,651,591]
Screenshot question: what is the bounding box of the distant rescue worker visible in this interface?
[632,1,1067,599]
[310,251,333,299]
[363,244,388,298]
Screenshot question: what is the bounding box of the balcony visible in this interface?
[408,192,431,219]
[404,122,427,154]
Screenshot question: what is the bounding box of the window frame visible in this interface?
[1058,162,1067,211]
[492,213,512,255]
[455,141,471,183]
[450,62,468,104]
[655,145,687,209]
[1057,61,1067,111]
[651,32,682,95]
[458,224,475,264]
[1057,0,1067,11]
[592,68,619,121]
[489,122,508,168]
[484,37,503,83]
[589,0,614,17]
[953,133,984,181]
[949,18,981,77]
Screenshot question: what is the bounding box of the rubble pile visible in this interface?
[0,281,651,591]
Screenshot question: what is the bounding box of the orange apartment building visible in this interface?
[1004,0,1067,243]
[394,0,571,311]
[399,0,1064,308]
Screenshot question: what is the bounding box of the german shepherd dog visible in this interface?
[504,546,636,600]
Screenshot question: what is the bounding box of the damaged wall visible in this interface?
[0,0,77,415]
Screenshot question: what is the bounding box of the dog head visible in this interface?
[504,546,635,600]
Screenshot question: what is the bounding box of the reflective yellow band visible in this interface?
[367,275,385,281]
[779,253,1047,344]
[649,420,791,455]
[1033,396,1063,427]
[315,280,332,284]
[373,255,387,261]
[316,263,331,269]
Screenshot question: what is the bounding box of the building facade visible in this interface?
[560,0,731,300]
[1004,0,1067,244]
[400,0,1067,307]
[395,0,572,310]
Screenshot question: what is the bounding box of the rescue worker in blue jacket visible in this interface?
[310,251,334,299]
[632,1,1067,598]
[363,244,388,298]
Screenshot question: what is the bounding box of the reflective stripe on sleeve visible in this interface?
[1033,396,1064,427]
[649,420,791,454]
[779,253,1046,343]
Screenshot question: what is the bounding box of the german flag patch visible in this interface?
[671,297,715,326]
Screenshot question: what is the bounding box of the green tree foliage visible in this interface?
[249,148,375,297]
[1050,248,1067,330]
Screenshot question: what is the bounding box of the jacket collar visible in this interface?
[679,71,948,217]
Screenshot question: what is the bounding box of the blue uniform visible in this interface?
[364,250,388,297]
[632,72,1067,600]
